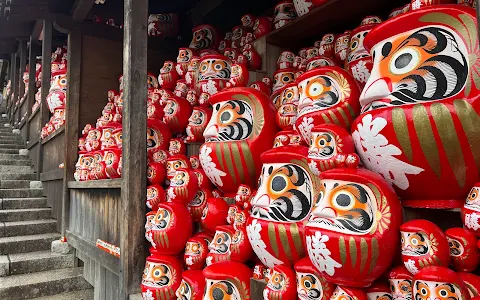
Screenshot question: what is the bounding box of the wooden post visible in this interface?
[26,37,38,139]
[120,0,148,298]
[62,28,81,238]
[9,53,18,124]
[37,19,52,180]
[17,40,27,127]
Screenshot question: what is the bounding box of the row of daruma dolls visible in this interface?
[40,46,69,140]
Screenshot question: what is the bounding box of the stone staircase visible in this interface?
[0,118,93,299]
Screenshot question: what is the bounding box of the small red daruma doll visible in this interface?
[206,225,252,265]
[272,68,296,95]
[274,1,297,29]
[158,61,178,90]
[445,227,480,272]
[263,265,297,300]
[147,162,166,185]
[235,184,253,207]
[331,286,368,300]
[163,96,193,133]
[166,154,191,180]
[226,63,249,88]
[276,103,297,130]
[366,281,393,300]
[412,266,470,300]
[305,167,402,287]
[176,47,196,78]
[189,24,219,51]
[295,66,361,143]
[203,261,252,300]
[278,51,296,70]
[294,257,336,300]
[253,16,273,39]
[146,185,166,211]
[141,254,182,300]
[166,168,198,205]
[168,138,186,156]
[184,236,209,270]
[389,265,413,300]
[307,124,357,176]
[462,184,480,235]
[318,34,336,58]
[147,203,192,255]
[189,155,200,170]
[400,219,450,275]
[147,119,172,155]
[196,54,232,102]
[175,270,206,300]
[103,148,122,179]
[188,187,212,222]
[185,106,212,143]
[334,31,351,65]
[247,145,321,268]
[201,87,278,196]
[200,197,229,234]
[254,263,266,280]
[346,22,378,87]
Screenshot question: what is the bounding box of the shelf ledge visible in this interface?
[41,125,65,145]
[68,178,122,189]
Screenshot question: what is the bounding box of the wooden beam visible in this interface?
[37,18,52,180]
[71,0,95,22]
[31,20,44,41]
[9,52,17,124]
[62,27,81,239]
[16,39,26,127]
[25,36,37,139]
[120,0,148,298]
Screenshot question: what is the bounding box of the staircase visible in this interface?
[0,116,93,299]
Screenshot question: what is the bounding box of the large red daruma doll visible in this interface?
[141,254,183,300]
[305,168,402,287]
[247,145,321,268]
[294,66,361,144]
[203,261,252,300]
[352,6,480,209]
[412,266,470,300]
[200,87,278,196]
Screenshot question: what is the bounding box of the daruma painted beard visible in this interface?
[200,87,278,196]
[352,6,480,209]
[247,145,320,268]
[305,168,402,287]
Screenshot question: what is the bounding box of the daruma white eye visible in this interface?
[271,174,288,193]
[308,82,324,97]
[390,47,420,75]
[411,238,418,245]
[332,191,355,210]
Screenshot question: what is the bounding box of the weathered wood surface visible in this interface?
[42,128,65,171]
[17,40,27,127]
[62,28,82,238]
[121,0,148,298]
[9,53,17,123]
[37,19,52,180]
[68,179,122,189]
[26,38,38,139]
[43,179,63,231]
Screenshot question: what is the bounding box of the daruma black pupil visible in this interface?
[220,112,230,122]
[395,53,413,69]
[272,176,287,192]
[336,194,351,207]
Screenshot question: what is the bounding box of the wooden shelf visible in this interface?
[265,0,406,48]
[28,106,40,122]
[68,178,122,189]
[41,125,64,144]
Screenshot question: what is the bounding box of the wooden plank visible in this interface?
[26,137,39,149]
[17,40,26,128]
[68,179,122,189]
[9,52,17,123]
[62,28,81,238]
[71,0,96,22]
[120,0,148,298]
[28,105,38,122]
[37,18,52,180]
[66,230,121,275]
[251,279,267,300]
[41,125,64,144]
[40,168,64,181]
[94,264,106,300]
[30,20,43,41]
[26,37,38,140]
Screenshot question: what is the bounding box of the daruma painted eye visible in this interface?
[389,47,420,75]
[271,174,287,193]
[307,82,324,97]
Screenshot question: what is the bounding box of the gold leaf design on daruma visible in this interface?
[231,143,245,184]
[268,222,280,257]
[454,100,480,172]
[278,224,292,259]
[360,238,368,273]
[392,107,413,162]
[349,237,357,269]
[339,236,347,266]
[290,223,304,258]
[368,238,379,275]
[222,142,237,185]
[431,102,466,188]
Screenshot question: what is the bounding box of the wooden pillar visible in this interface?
[17,40,27,127]
[26,37,38,139]
[9,53,18,124]
[37,19,52,180]
[120,0,148,298]
[62,28,81,238]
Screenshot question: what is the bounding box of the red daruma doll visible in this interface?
[305,167,402,287]
[200,87,278,196]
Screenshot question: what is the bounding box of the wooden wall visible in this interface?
[68,188,121,300]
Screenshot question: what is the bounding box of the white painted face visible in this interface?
[296,272,324,300]
[142,261,172,288]
[389,279,412,300]
[308,179,377,235]
[446,236,464,257]
[413,280,463,300]
[204,279,242,300]
[308,131,337,160]
[176,279,192,300]
[331,287,353,300]
[465,187,480,212]
[400,231,431,257]
[251,163,314,223]
[297,74,343,116]
[208,230,232,254]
